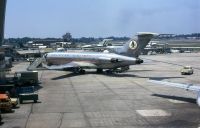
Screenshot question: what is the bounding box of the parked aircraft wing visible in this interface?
[149,79,200,92]
[43,61,97,70]
[149,79,200,107]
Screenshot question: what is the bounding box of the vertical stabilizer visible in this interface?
[131,32,158,57]
[116,32,158,57]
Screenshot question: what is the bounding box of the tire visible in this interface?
[80,70,85,74]
[20,100,23,104]
[30,80,35,84]
[96,69,103,73]
[106,70,113,74]
[12,104,17,108]
[34,100,37,103]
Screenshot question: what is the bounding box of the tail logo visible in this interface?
[129,40,138,50]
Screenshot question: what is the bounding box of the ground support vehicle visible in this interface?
[0,94,12,112]
[181,66,194,75]
[17,86,38,104]
[13,71,38,86]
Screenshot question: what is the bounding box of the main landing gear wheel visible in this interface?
[96,68,103,73]
[73,68,85,74]
[105,70,113,74]
[80,69,85,74]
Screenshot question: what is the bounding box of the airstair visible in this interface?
[27,58,44,71]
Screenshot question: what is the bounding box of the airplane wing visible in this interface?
[43,61,97,70]
[149,79,200,92]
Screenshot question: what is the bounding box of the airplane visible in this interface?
[42,32,157,74]
[81,39,113,50]
[149,79,200,107]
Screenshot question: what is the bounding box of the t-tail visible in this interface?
[116,32,158,57]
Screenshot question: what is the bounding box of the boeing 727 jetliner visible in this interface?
[42,32,157,74]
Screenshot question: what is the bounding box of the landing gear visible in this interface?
[105,70,113,74]
[114,66,129,73]
[96,68,103,73]
[105,66,130,74]
[80,69,85,74]
[73,68,85,74]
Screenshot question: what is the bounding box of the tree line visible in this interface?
[4,32,200,48]
[4,32,130,48]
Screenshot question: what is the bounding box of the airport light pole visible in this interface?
[0,0,6,46]
[0,0,7,84]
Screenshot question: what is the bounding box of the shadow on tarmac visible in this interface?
[51,70,184,80]
[152,93,196,104]
[104,74,184,80]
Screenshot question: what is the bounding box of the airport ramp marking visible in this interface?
[136,109,171,117]
[168,99,188,104]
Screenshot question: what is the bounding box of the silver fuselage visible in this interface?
[45,52,137,69]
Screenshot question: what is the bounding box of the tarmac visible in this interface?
[1,53,200,128]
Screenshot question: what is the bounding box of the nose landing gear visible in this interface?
[73,67,85,74]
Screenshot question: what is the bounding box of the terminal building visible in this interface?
[25,40,74,49]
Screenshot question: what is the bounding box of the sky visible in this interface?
[4,0,200,38]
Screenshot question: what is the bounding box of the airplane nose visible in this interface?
[135,58,143,64]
